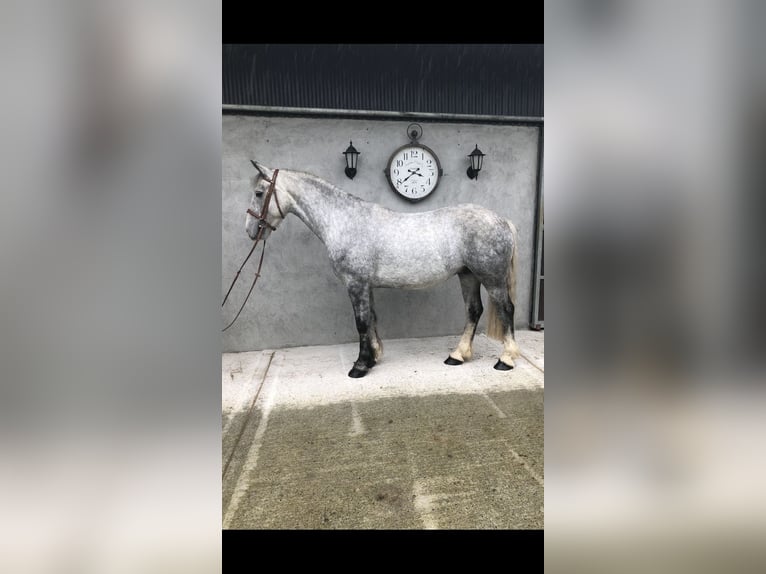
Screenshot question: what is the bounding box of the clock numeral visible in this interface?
[394,168,399,176]
[396,159,403,167]
[403,153,408,161]
[396,179,402,185]
[427,178,431,185]
[427,159,432,165]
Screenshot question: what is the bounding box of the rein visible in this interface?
[221,169,281,332]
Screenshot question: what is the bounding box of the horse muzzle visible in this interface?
[246,208,277,240]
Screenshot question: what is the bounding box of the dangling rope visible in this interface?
[221,228,262,309]
[221,169,280,332]
[221,232,267,332]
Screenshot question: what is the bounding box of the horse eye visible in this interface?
[255,191,264,198]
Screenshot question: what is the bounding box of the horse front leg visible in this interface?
[369,289,383,363]
[346,281,376,378]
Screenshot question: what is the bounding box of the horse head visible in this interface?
[246,160,286,240]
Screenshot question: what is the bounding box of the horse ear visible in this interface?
[250,160,274,181]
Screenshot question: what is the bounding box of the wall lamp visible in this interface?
[343,141,360,179]
[466,144,486,180]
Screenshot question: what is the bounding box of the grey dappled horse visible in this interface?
[245,161,520,378]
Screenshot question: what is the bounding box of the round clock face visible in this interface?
[386,144,442,201]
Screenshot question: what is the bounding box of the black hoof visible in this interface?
[493,360,513,371]
[444,356,464,366]
[348,367,369,378]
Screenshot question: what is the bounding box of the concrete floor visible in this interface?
[222,331,544,529]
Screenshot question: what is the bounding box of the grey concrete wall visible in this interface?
[223,114,540,352]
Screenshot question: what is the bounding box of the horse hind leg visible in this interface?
[486,284,520,370]
[445,271,483,365]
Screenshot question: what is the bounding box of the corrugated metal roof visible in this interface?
[223,44,543,118]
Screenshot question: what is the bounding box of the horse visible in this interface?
[243,160,520,379]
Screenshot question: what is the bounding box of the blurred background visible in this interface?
[0,0,221,572]
[545,0,766,571]
[1,0,765,570]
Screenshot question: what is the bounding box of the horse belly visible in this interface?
[372,243,461,289]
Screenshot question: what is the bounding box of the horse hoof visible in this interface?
[348,367,369,378]
[444,356,464,366]
[493,360,513,371]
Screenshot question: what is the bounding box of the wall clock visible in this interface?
[384,124,443,202]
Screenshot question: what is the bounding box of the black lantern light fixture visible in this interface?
[466,144,486,180]
[343,141,360,179]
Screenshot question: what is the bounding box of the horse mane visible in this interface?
[290,170,371,206]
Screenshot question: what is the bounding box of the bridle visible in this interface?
[221,169,282,332]
[246,169,284,230]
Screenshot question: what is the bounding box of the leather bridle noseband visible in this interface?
[221,169,282,332]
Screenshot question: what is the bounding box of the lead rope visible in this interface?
[221,169,279,332]
[221,226,262,308]
[221,234,267,332]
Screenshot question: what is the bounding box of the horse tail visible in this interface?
[507,220,518,307]
[487,220,518,341]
